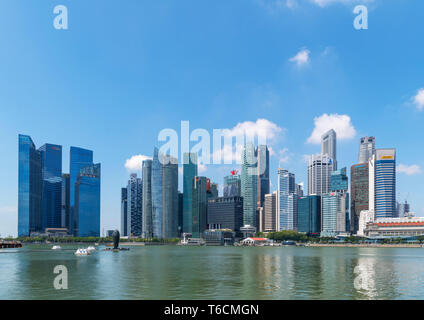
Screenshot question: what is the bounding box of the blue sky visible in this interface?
[0,0,423,237]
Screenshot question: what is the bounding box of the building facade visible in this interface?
[162,155,179,239]
[120,187,128,236]
[375,149,396,218]
[321,129,337,170]
[224,174,241,197]
[297,195,321,236]
[257,145,270,208]
[263,192,277,232]
[350,163,369,233]
[152,147,163,238]
[277,168,296,231]
[308,154,335,196]
[358,136,375,164]
[183,153,198,234]
[241,143,257,228]
[192,176,208,238]
[321,192,349,237]
[207,196,243,232]
[142,161,152,238]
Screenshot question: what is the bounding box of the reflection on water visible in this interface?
[1,246,424,299]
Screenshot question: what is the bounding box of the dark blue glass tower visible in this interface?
[297,195,321,236]
[70,147,93,235]
[74,163,101,237]
[18,135,42,236]
[38,143,62,231]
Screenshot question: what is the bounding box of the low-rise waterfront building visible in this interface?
[365,215,423,238]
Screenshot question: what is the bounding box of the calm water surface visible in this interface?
[1,245,424,299]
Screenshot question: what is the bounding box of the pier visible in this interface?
[0,241,22,249]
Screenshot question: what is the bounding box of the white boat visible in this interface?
[74,248,90,256]
[52,245,62,250]
[87,246,96,253]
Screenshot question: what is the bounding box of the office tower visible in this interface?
[358,136,375,163]
[330,167,348,192]
[178,191,183,236]
[369,154,376,211]
[162,155,179,239]
[223,174,241,197]
[321,192,349,237]
[209,182,219,198]
[74,163,101,237]
[241,143,258,228]
[121,187,128,236]
[297,195,321,236]
[321,129,337,170]
[141,161,153,238]
[350,163,369,233]
[257,145,270,208]
[396,201,410,218]
[192,176,208,238]
[38,143,62,231]
[207,196,243,232]
[18,135,42,236]
[278,168,296,231]
[127,173,143,237]
[152,147,163,238]
[183,152,198,234]
[61,174,70,229]
[375,149,396,218]
[69,147,93,235]
[263,192,277,232]
[308,154,335,196]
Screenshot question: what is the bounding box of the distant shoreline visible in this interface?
[306,243,423,248]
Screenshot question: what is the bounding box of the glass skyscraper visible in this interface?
[192,176,208,238]
[330,167,348,192]
[183,153,198,234]
[121,187,128,236]
[152,147,163,238]
[257,145,270,208]
[321,129,337,170]
[69,147,93,235]
[241,143,257,229]
[128,173,143,237]
[375,149,396,218]
[18,135,42,236]
[74,163,101,237]
[61,173,70,229]
[297,195,321,236]
[321,192,348,237]
[39,143,63,231]
[277,168,296,231]
[142,160,153,238]
[350,163,369,233]
[223,174,241,197]
[162,155,179,239]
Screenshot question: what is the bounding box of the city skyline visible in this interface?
[1,0,424,237]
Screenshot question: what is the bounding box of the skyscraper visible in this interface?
[257,145,270,208]
[128,173,143,237]
[277,168,296,231]
[223,174,241,197]
[39,143,62,231]
[263,192,277,232]
[321,129,337,170]
[183,153,198,234]
[350,163,369,233]
[207,196,243,232]
[152,147,163,238]
[162,155,179,239]
[308,154,335,196]
[142,161,153,238]
[18,135,42,237]
[61,173,70,229]
[74,163,101,237]
[358,136,375,164]
[330,167,348,192]
[121,187,128,236]
[69,147,93,235]
[192,176,208,238]
[321,192,349,237]
[241,143,257,229]
[297,195,321,236]
[375,149,396,218]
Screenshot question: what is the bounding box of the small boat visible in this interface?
[74,248,90,256]
[87,246,96,253]
[52,245,62,250]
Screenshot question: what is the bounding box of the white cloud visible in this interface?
[307,113,356,144]
[397,164,422,176]
[227,118,284,142]
[124,154,152,172]
[198,164,207,174]
[289,49,310,67]
[413,88,424,111]
[278,148,291,164]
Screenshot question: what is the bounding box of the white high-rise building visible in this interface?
[321,129,337,170]
[359,136,376,164]
[277,168,296,231]
[308,154,335,196]
[357,210,375,236]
